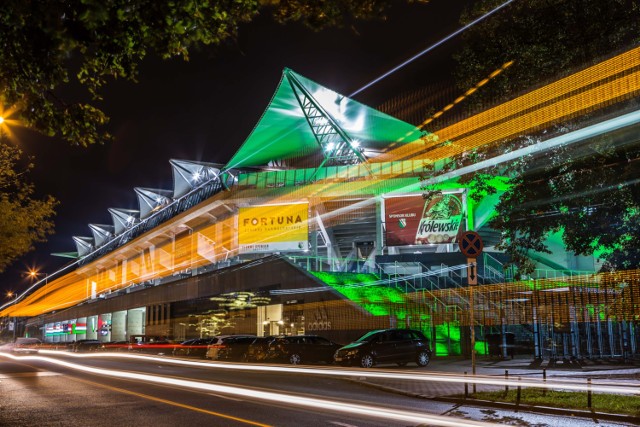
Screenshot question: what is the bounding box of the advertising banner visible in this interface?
[239,204,309,253]
[384,193,465,246]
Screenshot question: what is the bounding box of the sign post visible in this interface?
[459,231,484,392]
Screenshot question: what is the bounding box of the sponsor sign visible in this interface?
[385,193,465,246]
[239,204,309,253]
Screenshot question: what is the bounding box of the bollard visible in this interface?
[505,370,509,394]
[464,371,469,398]
[587,377,592,409]
[516,377,522,407]
[542,368,547,397]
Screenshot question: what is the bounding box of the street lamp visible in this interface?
[28,269,48,292]
[6,291,18,340]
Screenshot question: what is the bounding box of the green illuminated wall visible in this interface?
[309,271,488,356]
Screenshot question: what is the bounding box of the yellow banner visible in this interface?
[239,204,309,253]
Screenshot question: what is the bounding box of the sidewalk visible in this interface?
[430,355,640,379]
[351,356,640,399]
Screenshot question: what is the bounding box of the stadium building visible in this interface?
[2,47,640,361]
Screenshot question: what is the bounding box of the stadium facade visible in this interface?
[2,48,640,361]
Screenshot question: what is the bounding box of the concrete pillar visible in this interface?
[111,311,127,341]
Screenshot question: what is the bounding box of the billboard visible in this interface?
[384,193,465,246]
[239,203,309,253]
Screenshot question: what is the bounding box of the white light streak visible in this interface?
[420,109,640,187]
[349,0,515,97]
[0,352,496,427]
[25,350,640,396]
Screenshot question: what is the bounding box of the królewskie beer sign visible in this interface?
[238,203,309,254]
[384,193,465,246]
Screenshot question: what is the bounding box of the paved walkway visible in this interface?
[353,356,640,398]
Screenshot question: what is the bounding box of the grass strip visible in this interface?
[465,389,640,417]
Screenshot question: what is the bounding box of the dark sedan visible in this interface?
[172,338,214,358]
[266,335,341,365]
[244,336,276,362]
[215,336,258,361]
[129,340,175,356]
[334,328,431,368]
[69,339,102,353]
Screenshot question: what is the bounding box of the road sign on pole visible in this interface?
[459,230,483,392]
[467,258,478,285]
[459,231,484,258]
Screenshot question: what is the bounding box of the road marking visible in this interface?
[329,422,359,427]
[209,392,244,402]
[68,376,272,427]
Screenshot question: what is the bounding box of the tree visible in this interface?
[0,0,404,273]
[0,135,57,272]
[441,0,640,273]
[0,0,399,147]
[453,0,640,111]
[490,125,640,273]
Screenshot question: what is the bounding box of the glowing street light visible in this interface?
[6,291,18,339]
[27,268,49,308]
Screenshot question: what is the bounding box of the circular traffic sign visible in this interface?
[459,231,483,258]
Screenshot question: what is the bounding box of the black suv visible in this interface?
[334,329,431,368]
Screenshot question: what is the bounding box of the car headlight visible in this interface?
[346,349,360,357]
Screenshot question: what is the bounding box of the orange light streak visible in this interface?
[3,48,640,317]
[376,45,640,163]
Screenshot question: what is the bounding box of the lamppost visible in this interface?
[28,269,48,341]
[28,269,48,298]
[6,291,18,340]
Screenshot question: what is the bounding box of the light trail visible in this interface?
[420,61,515,128]
[349,0,515,97]
[0,352,498,427]
[419,109,640,187]
[27,350,640,396]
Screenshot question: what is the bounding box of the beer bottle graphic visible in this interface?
[415,194,463,245]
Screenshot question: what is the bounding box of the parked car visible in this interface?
[172,338,215,358]
[266,335,341,365]
[216,336,258,361]
[206,335,256,360]
[12,337,42,354]
[334,328,432,368]
[244,336,276,362]
[100,341,129,352]
[69,339,102,353]
[129,339,174,356]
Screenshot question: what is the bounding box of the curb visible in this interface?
[434,396,640,426]
[347,377,640,425]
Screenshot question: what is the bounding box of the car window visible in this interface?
[397,330,413,341]
[410,330,427,341]
[385,331,398,341]
[313,337,332,345]
[356,330,382,343]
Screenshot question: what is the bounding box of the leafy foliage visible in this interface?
[0,0,397,147]
[492,128,640,273]
[0,137,57,272]
[433,0,640,273]
[454,0,640,110]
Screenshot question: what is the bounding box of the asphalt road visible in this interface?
[0,352,635,427]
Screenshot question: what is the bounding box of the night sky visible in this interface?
[2,1,472,296]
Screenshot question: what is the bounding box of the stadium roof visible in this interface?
[225,68,424,169]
